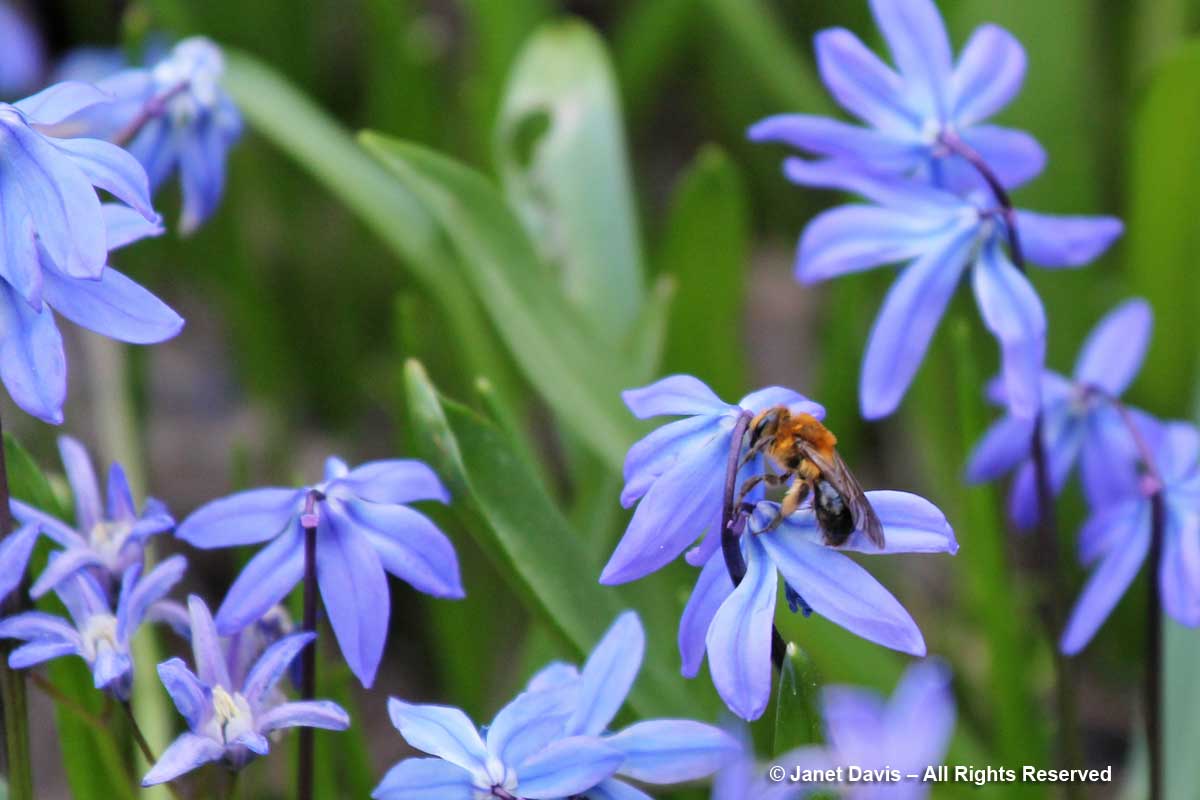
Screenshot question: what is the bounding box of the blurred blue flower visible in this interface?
[0,200,182,422]
[681,494,956,720]
[58,37,242,234]
[749,0,1043,192]
[176,455,462,688]
[783,160,1121,420]
[781,660,956,799]
[0,555,186,700]
[968,299,1153,529]
[0,435,174,603]
[143,596,349,786]
[521,611,740,799]
[1062,416,1200,654]
[601,375,825,585]
[0,2,43,97]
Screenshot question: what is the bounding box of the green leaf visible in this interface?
[364,134,644,471]
[403,360,693,718]
[658,146,749,399]
[48,656,138,800]
[495,19,646,344]
[772,644,822,756]
[1164,620,1200,799]
[3,434,64,519]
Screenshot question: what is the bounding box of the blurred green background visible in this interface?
[8,0,1200,798]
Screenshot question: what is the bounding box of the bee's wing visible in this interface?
[798,444,885,549]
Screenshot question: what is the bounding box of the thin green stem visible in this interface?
[30,673,107,732]
[0,411,32,800]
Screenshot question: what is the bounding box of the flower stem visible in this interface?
[721,411,786,671]
[0,411,32,800]
[298,491,321,800]
[120,701,187,800]
[111,81,190,147]
[29,673,107,731]
[1147,492,1165,800]
[937,131,1025,270]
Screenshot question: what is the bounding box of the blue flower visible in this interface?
[749,0,1043,192]
[1061,417,1200,654]
[176,456,462,688]
[143,596,349,786]
[521,611,740,799]
[601,375,825,585]
[968,299,1153,529]
[58,38,242,234]
[0,2,43,97]
[0,435,175,604]
[782,160,1121,420]
[681,494,956,720]
[0,555,186,700]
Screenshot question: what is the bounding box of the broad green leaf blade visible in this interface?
[403,360,692,718]
[365,135,643,471]
[220,49,517,409]
[3,435,64,519]
[495,19,646,343]
[658,146,749,399]
[772,644,821,756]
[49,659,138,800]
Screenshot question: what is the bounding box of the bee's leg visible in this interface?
[761,479,810,533]
[738,435,771,469]
[733,474,766,513]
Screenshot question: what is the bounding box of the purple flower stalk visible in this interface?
[177,456,463,688]
[968,299,1153,529]
[0,555,186,700]
[779,160,1121,420]
[601,374,825,585]
[0,2,43,97]
[0,435,175,603]
[682,496,956,720]
[1062,416,1200,654]
[143,596,349,786]
[749,0,1043,192]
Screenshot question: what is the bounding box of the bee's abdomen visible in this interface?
[814,479,854,546]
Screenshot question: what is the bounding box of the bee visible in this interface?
[738,406,884,548]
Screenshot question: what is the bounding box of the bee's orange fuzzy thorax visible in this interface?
[793,413,838,457]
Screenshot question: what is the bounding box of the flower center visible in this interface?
[472,755,517,799]
[211,685,255,744]
[90,519,134,563]
[80,614,119,661]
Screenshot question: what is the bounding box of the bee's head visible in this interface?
[748,406,787,447]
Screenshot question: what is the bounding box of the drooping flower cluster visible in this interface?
[373,611,739,800]
[177,455,463,687]
[750,0,1122,420]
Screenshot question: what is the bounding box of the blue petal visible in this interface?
[869,0,952,119]
[386,698,488,773]
[0,282,65,423]
[9,638,80,669]
[101,204,163,251]
[177,487,301,549]
[971,241,1046,419]
[609,719,739,784]
[966,414,1035,483]
[860,227,975,419]
[0,610,81,648]
[0,174,40,308]
[117,555,186,643]
[1073,299,1152,395]
[0,523,40,602]
[760,530,925,655]
[737,387,825,418]
[141,733,225,786]
[106,463,136,520]
[15,82,111,126]
[813,28,914,134]
[486,688,573,769]
[0,5,43,96]
[820,491,958,554]
[951,25,1025,127]
[371,758,475,800]
[256,699,350,733]
[706,536,777,721]
[185,595,232,689]
[749,115,922,172]
[822,685,885,765]
[58,435,101,531]
[241,631,315,706]
[524,662,580,693]
[317,511,391,687]
[10,501,81,549]
[1080,407,1139,510]
[50,137,155,220]
[882,660,956,772]
[340,499,464,599]
[214,523,304,635]
[1015,211,1123,268]
[1161,508,1200,627]
[568,610,644,736]
[1006,413,1083,530]
[178,112,233,234]
[42,262,184,345]
[586,778,654,800]
[678,551,733,678]
[330,459,450,505]
[601,426,728,585]
[796,204,947,284]
[29,546,102,599]
[516,736,623,799]
[621,414,717,508]
[156,657,208,730]
[621,375,729,419]
[1156,422,1200,483]
[1061,519,1149,655]
[783,156,961,211]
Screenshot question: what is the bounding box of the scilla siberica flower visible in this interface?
[682,497,956,720]
[176,456,462,688]
[778,159,1121,421]
[749,0,1043,192]
[519,612,740,799]
[0,2,43,97]
[968,299,1153,529]
[0,435,174,603]
[600,374,825,585]
[143,596,349,786]
[0,555,186,700]
[1062,416,1200,654]
[54,38,242,234]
